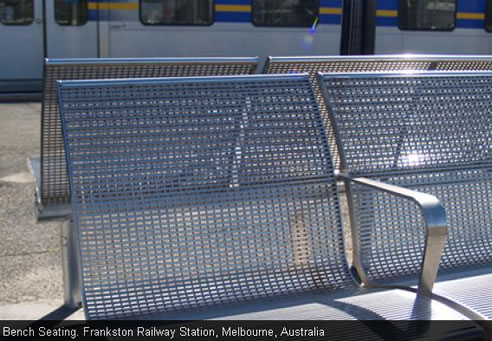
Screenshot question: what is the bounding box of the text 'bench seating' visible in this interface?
[263,55,492,169]
[31,57,259,220]
[319,71,492,320]
[56,74,474,329]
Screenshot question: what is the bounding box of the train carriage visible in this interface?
[0,0,491,93]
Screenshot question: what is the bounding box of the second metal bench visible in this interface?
[264,55,492,169]
[29,57,259,220]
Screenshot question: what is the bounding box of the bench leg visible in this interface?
[62,219,81,309]
[39,219,81,320]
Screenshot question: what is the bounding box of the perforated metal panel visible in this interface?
[319,72,492,286]
[40,57,259,212]
[434,272,492,319]
[58,74,353,320]
[264,55,492,169]
[435,60,492,71]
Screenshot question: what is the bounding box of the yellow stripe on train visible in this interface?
[376,10,398,17]
[456,12,485,20]
[376,10,484,20]
[216,5,251,12]
[215,5,340,14]
[319,7,342,15]
[87,3,342,15]
[88,2,137,10]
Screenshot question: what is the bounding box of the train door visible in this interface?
[0,0,44,92]
[375,0,492,55]
[45,0,98,58]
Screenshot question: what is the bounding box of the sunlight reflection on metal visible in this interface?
[401,151,428,167]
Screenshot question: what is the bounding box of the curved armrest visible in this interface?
[337,172,447,297]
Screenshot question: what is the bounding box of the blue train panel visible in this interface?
[376,0,488,29]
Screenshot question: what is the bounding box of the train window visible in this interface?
[252,0,320,27]
[486,0,492,32]
[398,0,456,31]
[140,0,214,26]
[0,0,33,25]
[55,0,88,26]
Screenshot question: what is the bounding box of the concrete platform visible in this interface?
[0,301,84,320]
[0,102,71,319]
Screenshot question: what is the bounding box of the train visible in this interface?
[1,0,492,93]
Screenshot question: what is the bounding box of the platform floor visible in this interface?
[0,102,351,320]
[0,102,79,319]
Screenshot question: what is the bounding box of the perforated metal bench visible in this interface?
[318,71,492,322]
[28,57,259,220]
[263,55,492,169]
[54,74,480,330]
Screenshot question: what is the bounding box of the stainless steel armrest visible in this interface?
[337,172,447,298]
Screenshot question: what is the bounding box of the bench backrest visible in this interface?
[58,74,353,320]
[40,57,259,211]
[319,71,492,285]
[264,55,492,169]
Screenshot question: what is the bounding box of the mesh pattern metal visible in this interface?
[40,58,258,210]
[263,57,433,170]
[435,60,492,71]
[58,74,353,320]
[434,273,492,319]
[264,56,492,170]
[319,72,492,284]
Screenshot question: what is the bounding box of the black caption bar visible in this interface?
[0,320,486,341]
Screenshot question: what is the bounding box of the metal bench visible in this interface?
[29,57,259,221]
[263,55,492,169]
[318,71,492,321]
[54,74,479,329]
